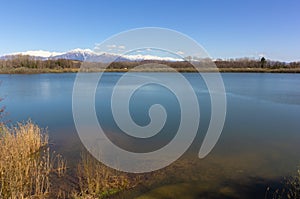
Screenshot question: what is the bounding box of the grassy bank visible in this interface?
[1,67,300,74]
[0,67,79,74]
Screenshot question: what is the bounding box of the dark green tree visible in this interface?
[261,57,266,68]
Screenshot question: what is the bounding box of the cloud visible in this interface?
[123,54,183,62]
[107,44,117,49]
[106,44,126,50]
[9,50,63,57]
[176,51,185,55]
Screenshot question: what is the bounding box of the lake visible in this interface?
[1,72,300,198]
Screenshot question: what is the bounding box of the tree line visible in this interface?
[1,54,300,70]
[0,55,81,69]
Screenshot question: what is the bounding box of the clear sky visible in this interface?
[0,0,299,61]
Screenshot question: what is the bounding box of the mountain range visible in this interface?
[1,48,182,62]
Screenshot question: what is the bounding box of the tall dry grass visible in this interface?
[75,150,140,198]
[0,121,66,199]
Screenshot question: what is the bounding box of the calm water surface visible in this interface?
[1,73,300,198]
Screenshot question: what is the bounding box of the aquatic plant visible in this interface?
[266,168,300,199]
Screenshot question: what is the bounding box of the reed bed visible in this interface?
[75,150,140,199]
[0,121,66,199]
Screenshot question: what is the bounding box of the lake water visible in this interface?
[1,73,300,198]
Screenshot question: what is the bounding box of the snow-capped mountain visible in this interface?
[53,48,94,60]
[1,48,182,62]
[52,49,130,62]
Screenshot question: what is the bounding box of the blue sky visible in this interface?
[0,0,299,61]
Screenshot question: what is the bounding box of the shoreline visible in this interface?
[1,67,300,74]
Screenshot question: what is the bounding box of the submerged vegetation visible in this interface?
[1,55,300,73]
[266,169,300,199]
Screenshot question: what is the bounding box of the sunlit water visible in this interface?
[1,73,300,198]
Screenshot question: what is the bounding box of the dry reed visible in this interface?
[76,150,140,198]
[0,120,66,198]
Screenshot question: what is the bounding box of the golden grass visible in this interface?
[54,154,67,178]
[0,121,66,198]
[75,150,140,199]
[0,120,139,199]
